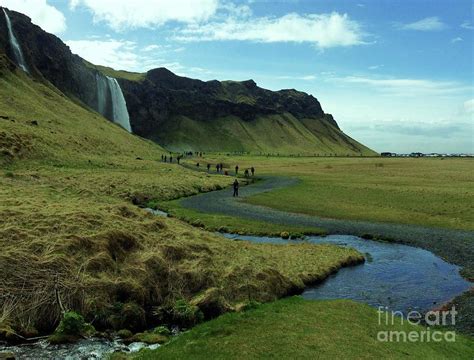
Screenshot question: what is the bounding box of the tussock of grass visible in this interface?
[0,180,362,336]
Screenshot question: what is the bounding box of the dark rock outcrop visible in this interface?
[0,7,368,154]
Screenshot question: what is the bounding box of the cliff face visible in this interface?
[120,68,339,142]
[0,7,374,155]
[0,8,101,111]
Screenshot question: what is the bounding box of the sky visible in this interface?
[1,0,473,153]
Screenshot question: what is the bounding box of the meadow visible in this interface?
[182,155,474,231]
[129,297,474,360]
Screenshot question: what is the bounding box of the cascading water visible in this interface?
[95,73,132,132]
[96,73,109,116]
[2,8,28,73]
[107,76,132,132]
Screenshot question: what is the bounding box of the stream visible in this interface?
[2,233,470,359]
[224,233,472,314]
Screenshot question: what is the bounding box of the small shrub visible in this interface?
[152,325,171,336]
[171,299,204,327]
[280,231,290,239]
[4,171,14,178]
[49,311,95,344]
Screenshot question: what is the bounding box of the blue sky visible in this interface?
[1,0,473,153]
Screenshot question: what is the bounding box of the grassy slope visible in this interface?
[0,61,362,337]
[83,60,145,82]
[157,113,376,156]
[135,297,474,360]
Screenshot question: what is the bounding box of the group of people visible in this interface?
[161,154,182,164]
[235,165,255,177]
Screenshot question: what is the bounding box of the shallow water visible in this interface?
[0,338,159,360]
[224,233,472,314]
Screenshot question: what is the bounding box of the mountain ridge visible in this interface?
[0,6,376,156]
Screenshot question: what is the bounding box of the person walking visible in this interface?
[233,179,239,197]
[169,155,173,163]
[244,169,249,178]
[251,167,255,176]
[216,164,220,173]
[235,165,239,175]
[207,163,211,172]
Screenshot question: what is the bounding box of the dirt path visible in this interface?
[180,175,474,276]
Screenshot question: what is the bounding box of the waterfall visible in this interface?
[95,72,132,132]
[106,76,132,132]
[2,8,28,73]
[96,73,109,116]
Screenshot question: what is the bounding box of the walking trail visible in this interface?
[179,173,474,274]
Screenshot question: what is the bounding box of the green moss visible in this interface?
[129,332,169,345]
[117,329,133,339]
[49,311,95,344]
[152,326,171,336]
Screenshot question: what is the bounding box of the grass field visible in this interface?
[187,155,474,231]
[160,198,326,237]
[0,62,363,339]
[130,297,474,360]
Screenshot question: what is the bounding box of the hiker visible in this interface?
[216,164,220,173]
[164,155,167,162]
[177,156,180,164]
[233,179,239,197]
[207,163,211,172]
[169,155,173,163]
[244,169,249,178]
[251,167,255,176]
[161,154,164,161]
[235,165,239,175]
[196,162,200,168]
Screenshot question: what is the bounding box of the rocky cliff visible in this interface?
[0,7,375,155]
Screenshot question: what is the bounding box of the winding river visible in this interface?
[224,233,471,314]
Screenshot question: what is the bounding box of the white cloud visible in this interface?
[397,17,446,31]
[334,76,471,96]
[368,64,383,70]
[464,99,474,114]
[277,74,316,81]
[0,0,66,34]
[66,39,146,71]
[142,44,162,52]
[66,38,199,75]
[174,12,367,48]
[69,0,219,31]
[451,37,463,43]
[461,21,474,30]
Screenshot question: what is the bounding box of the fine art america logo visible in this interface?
[377,306,457,342]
